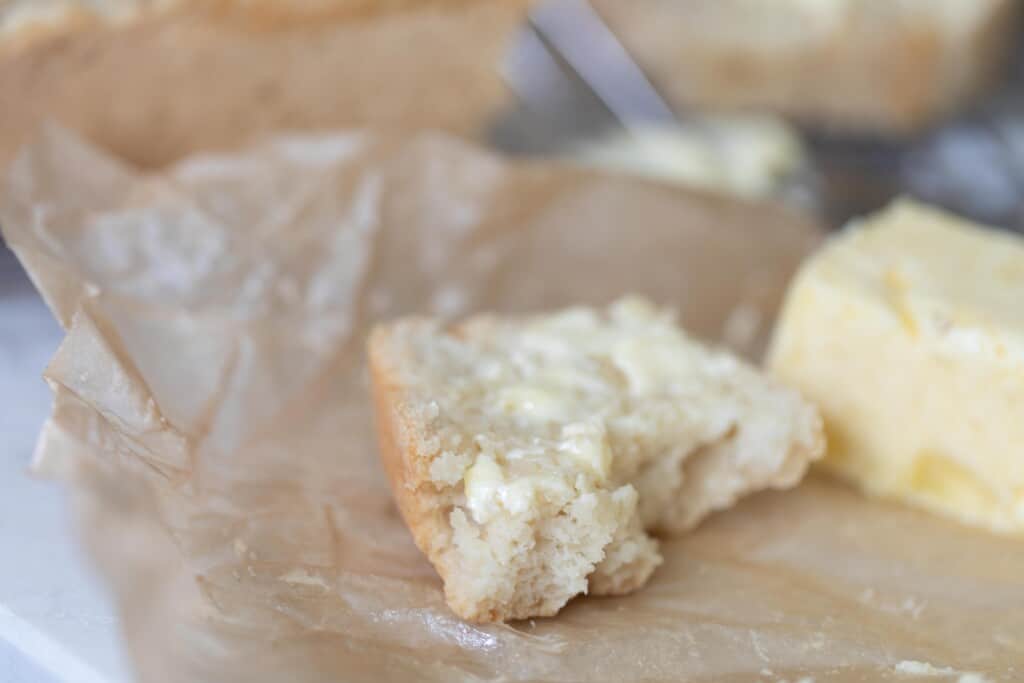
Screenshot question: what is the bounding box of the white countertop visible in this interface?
[0,245,130,683]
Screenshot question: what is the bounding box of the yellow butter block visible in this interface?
[769,200,1024,535]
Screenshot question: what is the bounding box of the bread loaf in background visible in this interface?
[3,0,1019,177]
[0,0,530,171]
[595,0,1020,134]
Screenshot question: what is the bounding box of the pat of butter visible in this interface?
[611,337,697,394]
[464,421,614,522]
[559,420,612,481]
[769,200,1024,535]
[464,455,537,523]
[463,454,504,523]
[493,382,574,422]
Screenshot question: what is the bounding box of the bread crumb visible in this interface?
[893,660,990,681]
[279,569,329,589]
[895,660,955,676]
[957,675,991,683]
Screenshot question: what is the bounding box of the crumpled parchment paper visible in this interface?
[3,125,1023,683]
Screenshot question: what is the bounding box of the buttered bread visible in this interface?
[370,297,824,622]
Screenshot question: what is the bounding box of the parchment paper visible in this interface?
[3,125,1023,683]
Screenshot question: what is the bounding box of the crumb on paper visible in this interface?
[893,660,991,681]
[279,569,330,589]
[233,538,247,556]
[807,632,826,651]
[749,630,771,663]
[895,660,955,676]
[898,597,926,620]
[858,588,926,620]
[957,675,991,683]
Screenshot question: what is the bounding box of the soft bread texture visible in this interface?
[370,297,824,622]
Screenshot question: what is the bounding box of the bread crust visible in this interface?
[369,327,446,582]
[370,325,506,622]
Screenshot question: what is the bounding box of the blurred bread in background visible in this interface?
[5,0,1020,176]
[0,0,530,170]
[3,0,1020,227]
[595,0,1021,134]
[567,117,810,203]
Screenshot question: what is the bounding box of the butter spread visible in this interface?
[455,297,739,525]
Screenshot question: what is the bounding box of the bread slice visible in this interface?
[369,297,824,623]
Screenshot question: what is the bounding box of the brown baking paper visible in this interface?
[3,125,1023,683]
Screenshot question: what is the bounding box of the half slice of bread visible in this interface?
[369,297,824,623]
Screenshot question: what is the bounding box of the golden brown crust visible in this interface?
[368,326,445,564]
[369,326,496,622]
[371,323,597,623]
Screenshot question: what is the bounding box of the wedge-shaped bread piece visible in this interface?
[369,297,824,622]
